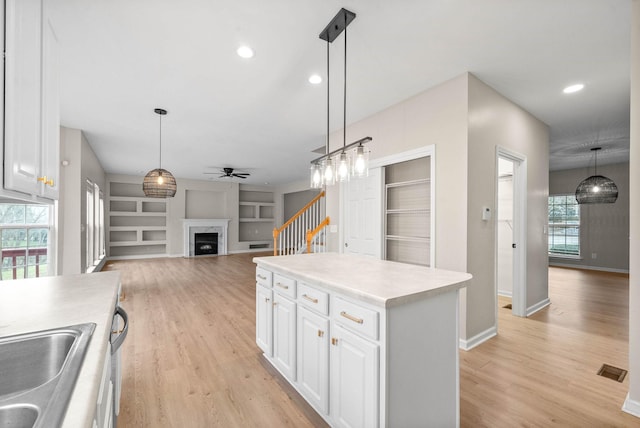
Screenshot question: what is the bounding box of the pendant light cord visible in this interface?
[326,39,330,156]
[159,113,163,169]
[343,13,347,151]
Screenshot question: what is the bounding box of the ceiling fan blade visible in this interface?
[232,174,247,178]
[235,173,250,176]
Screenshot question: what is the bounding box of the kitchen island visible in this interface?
[254,253,472,428]
[0,271,121,428]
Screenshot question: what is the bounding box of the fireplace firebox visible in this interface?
[194,233,218,256]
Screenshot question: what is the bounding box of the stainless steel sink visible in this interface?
[0,323,96,428]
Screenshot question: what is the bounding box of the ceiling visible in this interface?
[49,0,631,186]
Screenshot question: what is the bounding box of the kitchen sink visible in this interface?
[0,323,96,428]
[0,404,39,428]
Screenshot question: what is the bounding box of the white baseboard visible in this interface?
[623,394,640,418]
[549,262,629,274]
[497,290,512,298]
[527,298,551,317]
[106,254,168,261]
[459,326,497,351]
[229,249,273,254]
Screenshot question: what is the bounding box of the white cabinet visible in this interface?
[3,0,60,200]
[272,293,296,381]
[95,343,114,428]
[255,256,465,427]
[256,284,273,356]
[297,306,329,414]
[330,323,379,428]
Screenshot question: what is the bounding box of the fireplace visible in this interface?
[182,219,230,257]
[194,233,218,256]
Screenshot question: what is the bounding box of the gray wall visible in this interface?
[549,163,630,272]
[283,190,319,221]
[58,127,106,274]
[324,72,550,343]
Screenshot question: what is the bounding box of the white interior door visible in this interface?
[342,168,382,258]
[496,148,527,318]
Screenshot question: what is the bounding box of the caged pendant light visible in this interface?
[143,108,177,198]
[310,8,372,188]
[575,147,618,204]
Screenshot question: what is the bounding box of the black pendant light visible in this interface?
[143,108,177,198]
[575,147,618,204]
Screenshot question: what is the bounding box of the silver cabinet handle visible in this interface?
[276,282,289,290]
[257,274,267,280]
[340,311,364,324]
[302,294,318,304]
[111,306,129,354]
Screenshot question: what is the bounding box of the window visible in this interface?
[0,203,51,280]
[86,180,105,272]
[548,195,580,256]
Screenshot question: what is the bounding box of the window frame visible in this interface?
[548,194,581,258]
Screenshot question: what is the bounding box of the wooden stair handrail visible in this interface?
[306,216,330,254]
[273,191,324,255]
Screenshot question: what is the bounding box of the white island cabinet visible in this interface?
[254,253,472,428]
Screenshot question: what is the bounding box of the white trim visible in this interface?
[549,262,629,274]
[229,248,274,254]
[459,326,497,351]
[497,290,513,298]
[495,147,527,318]
[107,254,167,261]
[623,394,640,418]
[526,298,551,317]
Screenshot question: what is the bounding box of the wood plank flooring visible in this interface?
[103,255,637,427]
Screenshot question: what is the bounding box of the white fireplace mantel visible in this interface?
[182,219,230,257]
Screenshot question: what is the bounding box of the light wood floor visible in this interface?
[103,255,637,427]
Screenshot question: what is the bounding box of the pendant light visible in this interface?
[310,8,372,188]
[575,147,618,204]
[143,108,177,198]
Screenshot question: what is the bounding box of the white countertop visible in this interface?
[0,271,121,428]
[253,253,471,308]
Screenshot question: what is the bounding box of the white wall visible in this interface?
[625,0,640,418]
[549,163,630,272]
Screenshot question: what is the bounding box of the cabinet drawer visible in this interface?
[273,273,296,299]
[298,282,329,315]
[333,297,379,341]
[256,267,273,288]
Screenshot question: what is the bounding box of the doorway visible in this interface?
[496,148,527,318]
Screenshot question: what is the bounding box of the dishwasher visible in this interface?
[110,305,129,427]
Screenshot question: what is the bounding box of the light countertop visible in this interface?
[253,253,471,308]
[0,271,121,428]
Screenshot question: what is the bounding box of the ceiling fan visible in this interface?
[204,167,250,179]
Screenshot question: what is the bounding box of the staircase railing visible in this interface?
[273,191,328,256]
[306,216,330,254]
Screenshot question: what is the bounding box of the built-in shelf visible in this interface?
[239,190,275,244]
[384,158,431,266]
[107,181,168,258]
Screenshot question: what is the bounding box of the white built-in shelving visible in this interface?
[239,190,274,247]
[384,158,431,266]
[108,182,168,258]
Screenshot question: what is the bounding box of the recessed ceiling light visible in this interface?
[563,83,584,94]
[308,74,322,84]
[237,46,254,59]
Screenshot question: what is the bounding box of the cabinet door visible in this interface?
[330,323,379,428]
[273,293,296,381]
[297,306,329,415]
[40,5,60,200]
[256,285,273,356]
[4,0,43,195]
